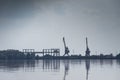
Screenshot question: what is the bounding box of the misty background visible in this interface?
[0,0,120,56]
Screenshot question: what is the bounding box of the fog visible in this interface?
[0,0,120,55]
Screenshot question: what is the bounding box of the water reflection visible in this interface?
[63,60,69,80]
[85,60,90,80]
[0,60,36,72]
[43,59,60,71]
[0,59,120,80]
[99,59,113,66]
[0,60,61,72]
[116,59,120,68]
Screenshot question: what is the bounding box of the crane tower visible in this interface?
[85,37,90,56]
[63,37,70,56]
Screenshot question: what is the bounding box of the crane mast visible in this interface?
[86,37,88,49]
[63,37,66,48]
[85,37,90,56]
[63,37,70,56]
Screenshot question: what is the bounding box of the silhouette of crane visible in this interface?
[85,37,90,56]
[63,37,70,56]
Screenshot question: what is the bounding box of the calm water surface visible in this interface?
[0,59,120,80]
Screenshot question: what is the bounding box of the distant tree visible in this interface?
[116,53,120,58]
[35,55,40,59]
[79,54,81,56]
[0,50,26,60]
[110,53,113,57]
[100,54,104,57]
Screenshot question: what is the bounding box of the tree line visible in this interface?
[0,49,36,59]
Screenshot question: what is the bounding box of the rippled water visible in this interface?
[0,59,120,80]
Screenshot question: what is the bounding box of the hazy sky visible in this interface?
[0,0,120,55]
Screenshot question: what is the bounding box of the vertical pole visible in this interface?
[86,37,88,49]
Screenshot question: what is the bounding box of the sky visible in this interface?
[0,0,120,56]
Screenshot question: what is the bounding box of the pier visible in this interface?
[22,49,60,57]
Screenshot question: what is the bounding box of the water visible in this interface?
[0,59,120,80]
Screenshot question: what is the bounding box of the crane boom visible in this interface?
[63,37,66,48]
[63,37,70,56]
[86,37,88,49]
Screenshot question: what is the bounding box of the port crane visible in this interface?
[63,37,70,56]
[85,37,90,56]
